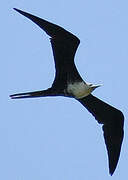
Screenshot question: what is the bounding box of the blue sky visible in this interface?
[2,0,128,179]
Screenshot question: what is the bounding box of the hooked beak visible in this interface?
[91,84,102,90]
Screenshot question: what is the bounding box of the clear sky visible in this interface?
[2,0,128,179]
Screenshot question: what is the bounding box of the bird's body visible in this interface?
[66,82,100,99]
[10,8,124,176]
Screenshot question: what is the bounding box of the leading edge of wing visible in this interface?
[13,8,80,78]
[13,8,80,43]
[78,94,124,175]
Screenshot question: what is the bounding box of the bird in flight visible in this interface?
[10,8,124,175]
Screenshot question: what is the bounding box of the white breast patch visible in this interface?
[67,81,92,99]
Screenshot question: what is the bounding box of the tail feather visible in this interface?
[10,92,37,99]
[10,88,55,99]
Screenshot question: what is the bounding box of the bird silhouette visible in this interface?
[10,8,124,175]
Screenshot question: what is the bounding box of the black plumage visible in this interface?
[10,8,124,175]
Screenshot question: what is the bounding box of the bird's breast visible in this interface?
[67,81,92,99]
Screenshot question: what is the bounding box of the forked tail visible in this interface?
[10,88,57,99]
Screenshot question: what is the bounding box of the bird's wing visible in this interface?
[14,8,81,85]
[78,94,124,175]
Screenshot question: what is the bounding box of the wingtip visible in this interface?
[13,8,24,14]
[109,170,114,176]
[109,164,116,176]
[13,8,18,11]
[13,8,21,12]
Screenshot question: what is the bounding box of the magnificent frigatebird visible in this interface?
[10,8,124,175]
